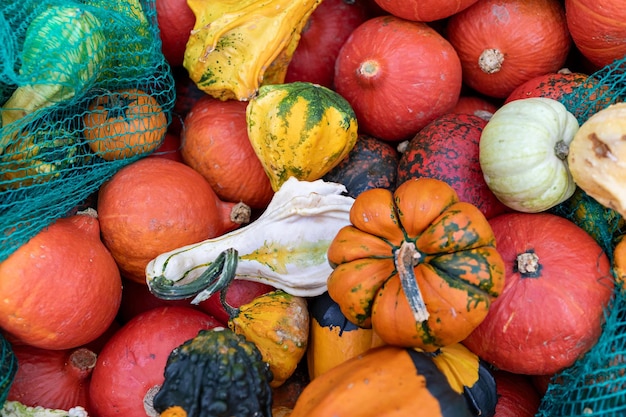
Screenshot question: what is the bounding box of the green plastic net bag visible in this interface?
[539,56,626,417]
[0,333,17,408]
[0,0,175,262]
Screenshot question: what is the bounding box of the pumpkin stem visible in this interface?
[394,240,429,323]
[554,139,569,160]
[478,48,504,74]
[357,59,381,84]
[147,248,239,302]
[516,251,541,277]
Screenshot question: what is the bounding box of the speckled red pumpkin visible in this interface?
[323,134,399,198]
[396,113,508,219]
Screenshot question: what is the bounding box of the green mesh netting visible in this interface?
[0,0,175,262]
[539,56,626,417]
[0,334,17,407]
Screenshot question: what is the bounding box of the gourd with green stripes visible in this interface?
[246,81,359,191]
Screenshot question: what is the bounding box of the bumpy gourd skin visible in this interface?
[153,328,273,417]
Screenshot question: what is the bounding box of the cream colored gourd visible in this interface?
[145,178,354,298]
[479,97,579,212]
[568,102,626,217]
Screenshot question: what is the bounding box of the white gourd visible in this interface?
[145,177,355,298]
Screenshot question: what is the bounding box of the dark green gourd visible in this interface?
[153,327,273,417]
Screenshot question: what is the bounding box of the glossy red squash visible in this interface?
[397,113,509,219]
[372,0,479,22]
[492,371,541,417]
[334,15,462,142]
[446,0,571,99]
[89,306,221,417]
[463,212,614,375]
[284,0,368,88]
[181,96,274,209]
[565,0,626,69]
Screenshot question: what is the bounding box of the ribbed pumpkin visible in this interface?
[446,0,571,99]
[565,0,626,69]
[463,212,614,375]
[334,15,462,142]
[397,112,509,220]
[327,178,505,351]
[246,82,358,191]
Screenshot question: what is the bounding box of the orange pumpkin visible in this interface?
[0,210,122,350]
[565,0,626,69]
[181,96,274,209]
[97,158,249,284]
[83,89,168,161]
[446,0,571,99]
[326,178,505,351]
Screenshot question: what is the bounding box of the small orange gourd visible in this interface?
[326,178,505,351]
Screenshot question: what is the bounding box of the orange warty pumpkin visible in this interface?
[326,178,505,351]
[446,0,571,99]
[181,96,274,209]
[0,210,122,350]
[565,0,626,69]
[97,158,248,284]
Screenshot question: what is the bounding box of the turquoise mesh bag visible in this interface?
[0,0,175,262]
[540,55,626,417]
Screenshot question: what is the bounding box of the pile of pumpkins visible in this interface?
[1,0,626,416]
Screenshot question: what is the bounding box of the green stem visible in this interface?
[147,248,239,302]
[394,240,429,323]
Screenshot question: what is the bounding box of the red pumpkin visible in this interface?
[451,95,499,118]
[284,0,368,88]
[493,371,542,417]
[8,345,97,412]
[181,96,275,209]
[155,0,196,67]
[0,211,122,350]
[396,113,509,219]
[373,0,479,22]
[565,0,626,69]
[116,278,200,324]
[323,134,399,198]
[463,212,614,375]
[504,70,614,121]
[149,132,183,162]
[334,15,462,142]
[446,0,571,99]
[89,306,221,417]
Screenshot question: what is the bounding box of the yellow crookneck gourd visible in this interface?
[184,0,322,101]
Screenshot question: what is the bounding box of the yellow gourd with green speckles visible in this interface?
[246,82,359,191]
[184,0,322,101]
